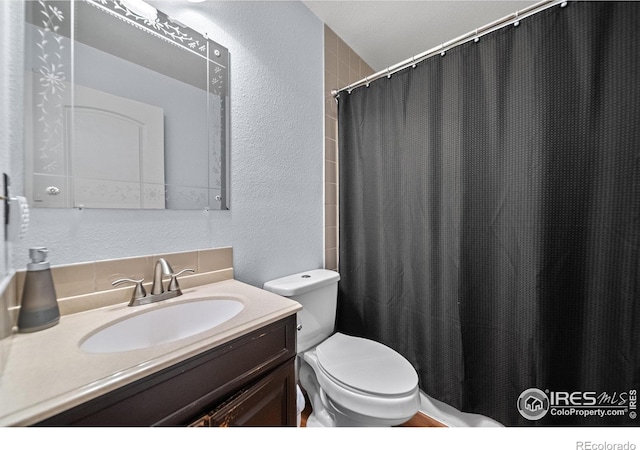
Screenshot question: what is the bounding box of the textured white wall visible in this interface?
[150,1,325,286]
[11,1,324,288]
[1,1,24,279]
[1,0,25,377]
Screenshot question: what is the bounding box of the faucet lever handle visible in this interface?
[168,269,195,293]
[112,278,147,301]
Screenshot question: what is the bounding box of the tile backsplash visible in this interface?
[0,275,15,379]
[324,25,374,271]
[7,246,234,322]
[0,276,13,337]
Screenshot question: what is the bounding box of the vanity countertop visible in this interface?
[0,279,301,426]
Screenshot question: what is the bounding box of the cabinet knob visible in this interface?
[45,186,60,196]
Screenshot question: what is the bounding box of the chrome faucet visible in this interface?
[151,258,174,295]
[112,258,195,307]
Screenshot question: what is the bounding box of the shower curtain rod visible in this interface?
[332,0,565,97]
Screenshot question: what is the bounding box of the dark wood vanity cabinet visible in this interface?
[191,360,295,427]
[37,315,297,427]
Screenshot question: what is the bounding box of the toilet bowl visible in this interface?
[300,332,420,426]
[263,269,420,427]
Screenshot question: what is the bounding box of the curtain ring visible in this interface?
[560,1,568,7]
[440,44,446,57]
[411,56,417,68]
[474,28,480,43]
[365,76,370,87]
[514,11,520,27]
[386,67,391,78]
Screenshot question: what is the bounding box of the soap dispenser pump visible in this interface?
[17,247,60,333]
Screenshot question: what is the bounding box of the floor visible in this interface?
[299,391,446,427]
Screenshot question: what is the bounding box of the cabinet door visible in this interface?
[209,360,296,427]
[188,416,210,427]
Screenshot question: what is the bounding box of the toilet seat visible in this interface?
[315,333,418,396]
[301,333,420,422]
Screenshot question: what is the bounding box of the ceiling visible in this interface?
[302,0,539,73]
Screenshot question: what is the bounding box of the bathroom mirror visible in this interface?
[24,0,229,210]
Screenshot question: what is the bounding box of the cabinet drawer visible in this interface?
[38,315,296,426]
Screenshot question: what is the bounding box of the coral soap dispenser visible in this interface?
[17,247,60,332]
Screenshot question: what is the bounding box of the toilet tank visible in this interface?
[263,269,340,353]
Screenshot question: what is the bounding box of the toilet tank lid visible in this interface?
[262,269,340,297]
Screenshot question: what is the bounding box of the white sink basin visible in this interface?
[80,299,244,353]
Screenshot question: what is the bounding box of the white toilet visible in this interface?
[263,269,420,427]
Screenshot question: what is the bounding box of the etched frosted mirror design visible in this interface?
[24,0,230,210]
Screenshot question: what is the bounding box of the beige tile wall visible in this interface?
[324,25,374,271]
[7,247,234,319]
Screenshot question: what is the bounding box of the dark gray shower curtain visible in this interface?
[337,2,639,426]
